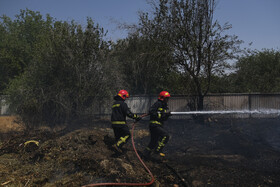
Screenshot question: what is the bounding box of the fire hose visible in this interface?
[82,114,155,187]
[82,109,280,186]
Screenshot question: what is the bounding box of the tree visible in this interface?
[0,9,52,93]
[233,49,280,93]
[5,12,117,127]
[111,33,174,94]
[138,0,243,110]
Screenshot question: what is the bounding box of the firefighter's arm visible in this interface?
[149,103,165,120]
[128,111,142,121]
[157,107,172,120]
[124,103,141,121]
[162,111,172,120]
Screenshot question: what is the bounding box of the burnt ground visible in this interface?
[0,117,280,186]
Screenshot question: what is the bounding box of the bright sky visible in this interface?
[0,0,279,51]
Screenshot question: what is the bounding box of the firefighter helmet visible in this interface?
[118,90,130,100]
[158,91,171,101]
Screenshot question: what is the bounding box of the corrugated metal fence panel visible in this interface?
[250,94,280,118]
[0,96,10,115]
[169,97,190,112]
[223,95,250,118]
[127,96,190,112]
[203,95,250,118]
[250,94,280,110]
[204,95,224,110]
[2,94,280,118]
[168,97,192,119]
[126,96,154,114]
[204,94,249,110]
[223,95,249,110]
[126,96,192,119]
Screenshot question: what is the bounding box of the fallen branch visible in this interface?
[1,180,11,185]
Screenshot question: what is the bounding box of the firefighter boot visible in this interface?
[112,144,122,153]
[152,150,166,162]
[142,148,152,159]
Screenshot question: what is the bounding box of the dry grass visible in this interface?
[0,116,25,133]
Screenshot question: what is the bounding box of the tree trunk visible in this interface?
[197,94,204,111]
[196,93,205,124]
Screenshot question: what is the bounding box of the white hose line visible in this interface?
[171,109,280,115]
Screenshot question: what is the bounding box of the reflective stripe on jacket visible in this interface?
[149,100,169,126]
[111,95,138,125]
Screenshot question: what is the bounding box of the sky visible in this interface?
[0,0,279,51]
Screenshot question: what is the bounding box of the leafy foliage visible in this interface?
[4,10,118,127]
[1,5,279,128]
[137,0,243,109]
[111,34,174,94]
[0,9,52,93]
[233,49,280,93]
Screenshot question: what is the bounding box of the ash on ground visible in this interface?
[0,118,280,186]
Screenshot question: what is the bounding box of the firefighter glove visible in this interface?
[135,116,142,121]
[166,111,172,116]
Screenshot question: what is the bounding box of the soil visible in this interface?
[0,117,280,186]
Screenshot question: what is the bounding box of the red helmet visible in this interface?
[158,91,171,101]
[118,90,130,100]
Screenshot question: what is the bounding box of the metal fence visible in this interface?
[126,93,280,119]
[2,93,280,118]
[0,96,9,116]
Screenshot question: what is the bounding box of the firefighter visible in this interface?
[144,91,172,158]
[111,90,141,153]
